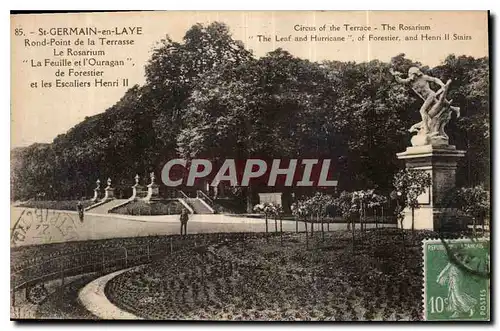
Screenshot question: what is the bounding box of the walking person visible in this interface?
[180,209,189,236]
[77,200,85,223]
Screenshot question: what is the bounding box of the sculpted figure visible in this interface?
[436,252,480,318]
[390,67,460,146]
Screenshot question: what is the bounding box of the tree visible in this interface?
[178,49,335,212]
[390,189,406,257]
[253,202,284,243]
[393,169,432,233]
[291,199,307,233]
[145,22,252,115]
[322,57,420,192]
[291,198,313,249]
[11,144,56,200]
[334,191,359,251]
[334,191,356,230]
[253,202,280,239]
[455,185,490,234]
[431,55,490,188]
[274,204,285,245]
[304,192,335,243]
[366,192,388,229]
[352,189,388,232]
[351,191,367,233]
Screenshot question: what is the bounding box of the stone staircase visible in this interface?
[86,199,129,214]
[185,198,214,214]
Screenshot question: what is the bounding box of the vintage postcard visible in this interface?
[10,11,490,321]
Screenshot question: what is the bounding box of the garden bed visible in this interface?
[106,228,438,321]
[110,200,185,215]
[11,232,268,295]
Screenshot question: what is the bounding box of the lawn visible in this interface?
[106,228,437,321]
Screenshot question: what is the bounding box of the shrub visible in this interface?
[111,200,186,215]
[454,185,490,230]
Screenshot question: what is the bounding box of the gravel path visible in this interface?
[11,206,394,247]
[78,267,142,320]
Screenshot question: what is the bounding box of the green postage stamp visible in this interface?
[423,238,490,321]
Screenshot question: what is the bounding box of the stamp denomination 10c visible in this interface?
[423,238,490,321]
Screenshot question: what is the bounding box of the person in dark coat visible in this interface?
[180,209,189,236]
[77,200,84,223]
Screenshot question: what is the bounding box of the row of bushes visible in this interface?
[110,200,185,216]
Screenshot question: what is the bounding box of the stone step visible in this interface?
[87,199,129,214]
[185,198,213,214]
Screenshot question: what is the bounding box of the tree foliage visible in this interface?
[392,169,432,231]
[454,185,490,223]
[291,193,335,219]
[393,169,432,210]
[253,202,282,218]
[432,55,490,188]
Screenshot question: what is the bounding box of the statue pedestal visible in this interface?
[396,145,465,230]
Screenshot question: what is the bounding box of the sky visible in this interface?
[10,11,489,148]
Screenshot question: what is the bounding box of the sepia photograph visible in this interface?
[10,10,490,321]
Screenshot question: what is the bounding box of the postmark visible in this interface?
[11,207,80,246]
[423,238,490,321]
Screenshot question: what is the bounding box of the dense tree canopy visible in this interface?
[10,22,490,201]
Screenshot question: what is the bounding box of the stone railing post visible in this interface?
[101,177,115,202]
[91,179,101,202]
[143,172,160,203]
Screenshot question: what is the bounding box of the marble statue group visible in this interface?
[390,67,461,147]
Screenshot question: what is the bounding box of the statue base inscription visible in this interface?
[396,145,466,230]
